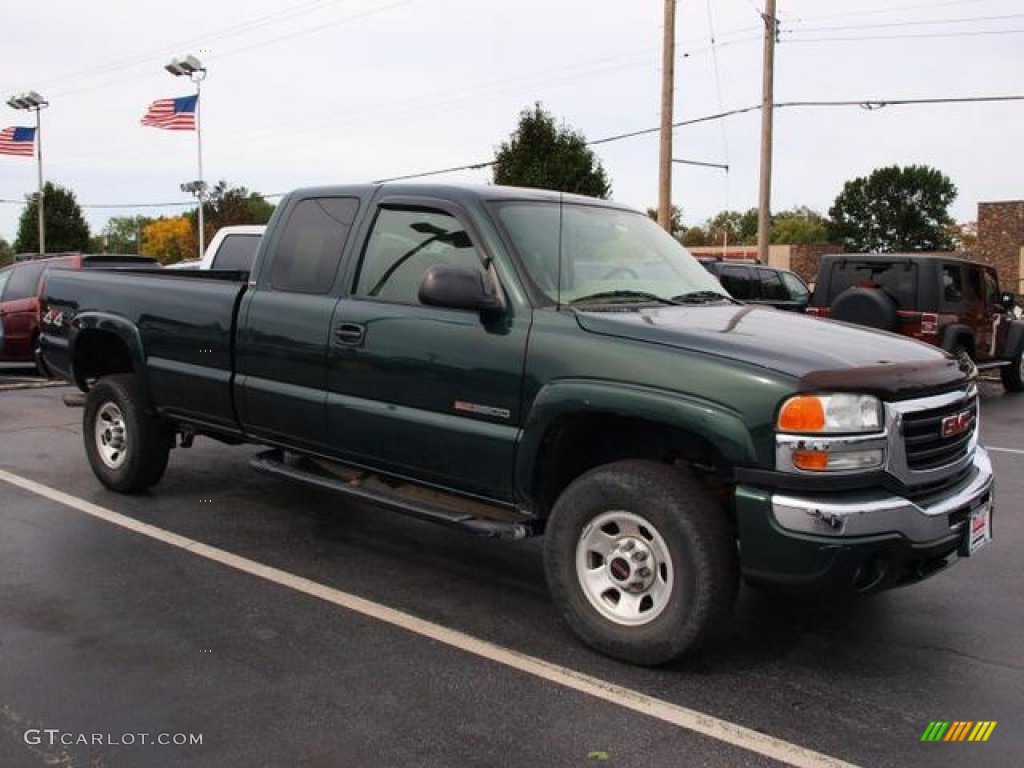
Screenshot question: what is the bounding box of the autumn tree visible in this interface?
[142,216,194,263]
[492,103,611,198]
[14,181,90,253]
[828,165,957,252]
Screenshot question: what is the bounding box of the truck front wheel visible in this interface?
[1001,348,1024,392]
[543,460,737,666]
[83,374,172,493]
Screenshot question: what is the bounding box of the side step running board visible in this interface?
[250,450,540,540]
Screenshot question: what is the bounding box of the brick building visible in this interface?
[974,201,1024,295]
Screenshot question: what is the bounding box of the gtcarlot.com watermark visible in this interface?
[25,729,203,747]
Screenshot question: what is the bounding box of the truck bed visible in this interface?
[41,268,249,432]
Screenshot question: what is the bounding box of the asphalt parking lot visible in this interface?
[1,363,1021,768]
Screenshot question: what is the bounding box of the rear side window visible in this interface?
[268,198,359,294]
[1,262,48,301]
[213,234,262,271]
[0,267,12,299]
[718,265,754,300]
[827,261,917,307]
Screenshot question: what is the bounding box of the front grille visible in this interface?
[901,395,977,470]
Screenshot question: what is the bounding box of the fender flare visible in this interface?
[1004,319,1024,359]
[69,311,149,394]
[514,378,757,506]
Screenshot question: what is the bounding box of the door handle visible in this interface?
[334,323,365,345]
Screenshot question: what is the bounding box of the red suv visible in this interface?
[0,254,157,368]
[808,253,1024,391]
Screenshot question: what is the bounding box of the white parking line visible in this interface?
[0,467,858,768]
[985,445,1024,456]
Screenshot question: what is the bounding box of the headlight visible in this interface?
[777,393,882,434]
[776,393,886,473]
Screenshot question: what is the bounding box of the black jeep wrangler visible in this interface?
[809,253,1024,391]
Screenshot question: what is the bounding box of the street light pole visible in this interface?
[165,55,207,260]
[6,91,49,254]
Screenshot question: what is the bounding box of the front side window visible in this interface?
[780,271,809,301]
[354,208,484,304]
[496,202,725,305]
[0,267,12,301]
[758,268,787,301]
[942,264,964,303]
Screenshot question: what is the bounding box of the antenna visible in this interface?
[556,191,564,310]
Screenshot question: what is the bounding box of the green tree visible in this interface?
[646,205,684,239]
[0,237,13,266]
[771,206,829,244]
[184,181,275,245]
[92,215,155,253]
[704,208,758,246]
[681,227,709,247]
[828,165,957,252]
[14,181,91,253]
[492,103,611,198]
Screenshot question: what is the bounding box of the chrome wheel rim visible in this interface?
[95,402,127,470]
[575,510,674,626]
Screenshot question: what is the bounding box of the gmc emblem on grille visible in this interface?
[941,410,974,438]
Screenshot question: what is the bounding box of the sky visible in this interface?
[1,0,1022,249]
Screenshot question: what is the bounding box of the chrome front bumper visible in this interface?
[771,447,993,544]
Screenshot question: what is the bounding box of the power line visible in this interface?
[787,13,1024,34]
[4,94,1022,210]
[785,28,1024,43]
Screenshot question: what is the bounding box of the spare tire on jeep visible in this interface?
[829,286,899,332]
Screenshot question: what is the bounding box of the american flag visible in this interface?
[140,94,198,131]
[0,126,36,156]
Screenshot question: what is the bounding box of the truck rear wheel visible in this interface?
[543,460,737,666]
[84,374,172,493]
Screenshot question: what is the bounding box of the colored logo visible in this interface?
[921,721,996,742]
[940,409,973,438]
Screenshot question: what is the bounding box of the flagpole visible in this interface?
[35,104,45,255]
[195,72,205,261]
[6,91,48,254]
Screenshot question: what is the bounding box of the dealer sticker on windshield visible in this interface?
[960,500,993,557]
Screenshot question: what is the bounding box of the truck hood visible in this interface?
[574,304,972,397]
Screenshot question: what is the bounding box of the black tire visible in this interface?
[830,286,899,331]
[83,374,172,493]
[1001,348,1024,392]
[543,460,738,666]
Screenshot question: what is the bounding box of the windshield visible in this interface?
[495,201,729,305]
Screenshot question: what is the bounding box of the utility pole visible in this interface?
[757,0,777,264]
[657,0,676,232]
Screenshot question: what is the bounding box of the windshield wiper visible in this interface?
[569,290,681,306]
[671,290,735,304]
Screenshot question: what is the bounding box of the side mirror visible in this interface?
[419,265,505,315]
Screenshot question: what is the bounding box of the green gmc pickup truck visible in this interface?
[39,184,994,665]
